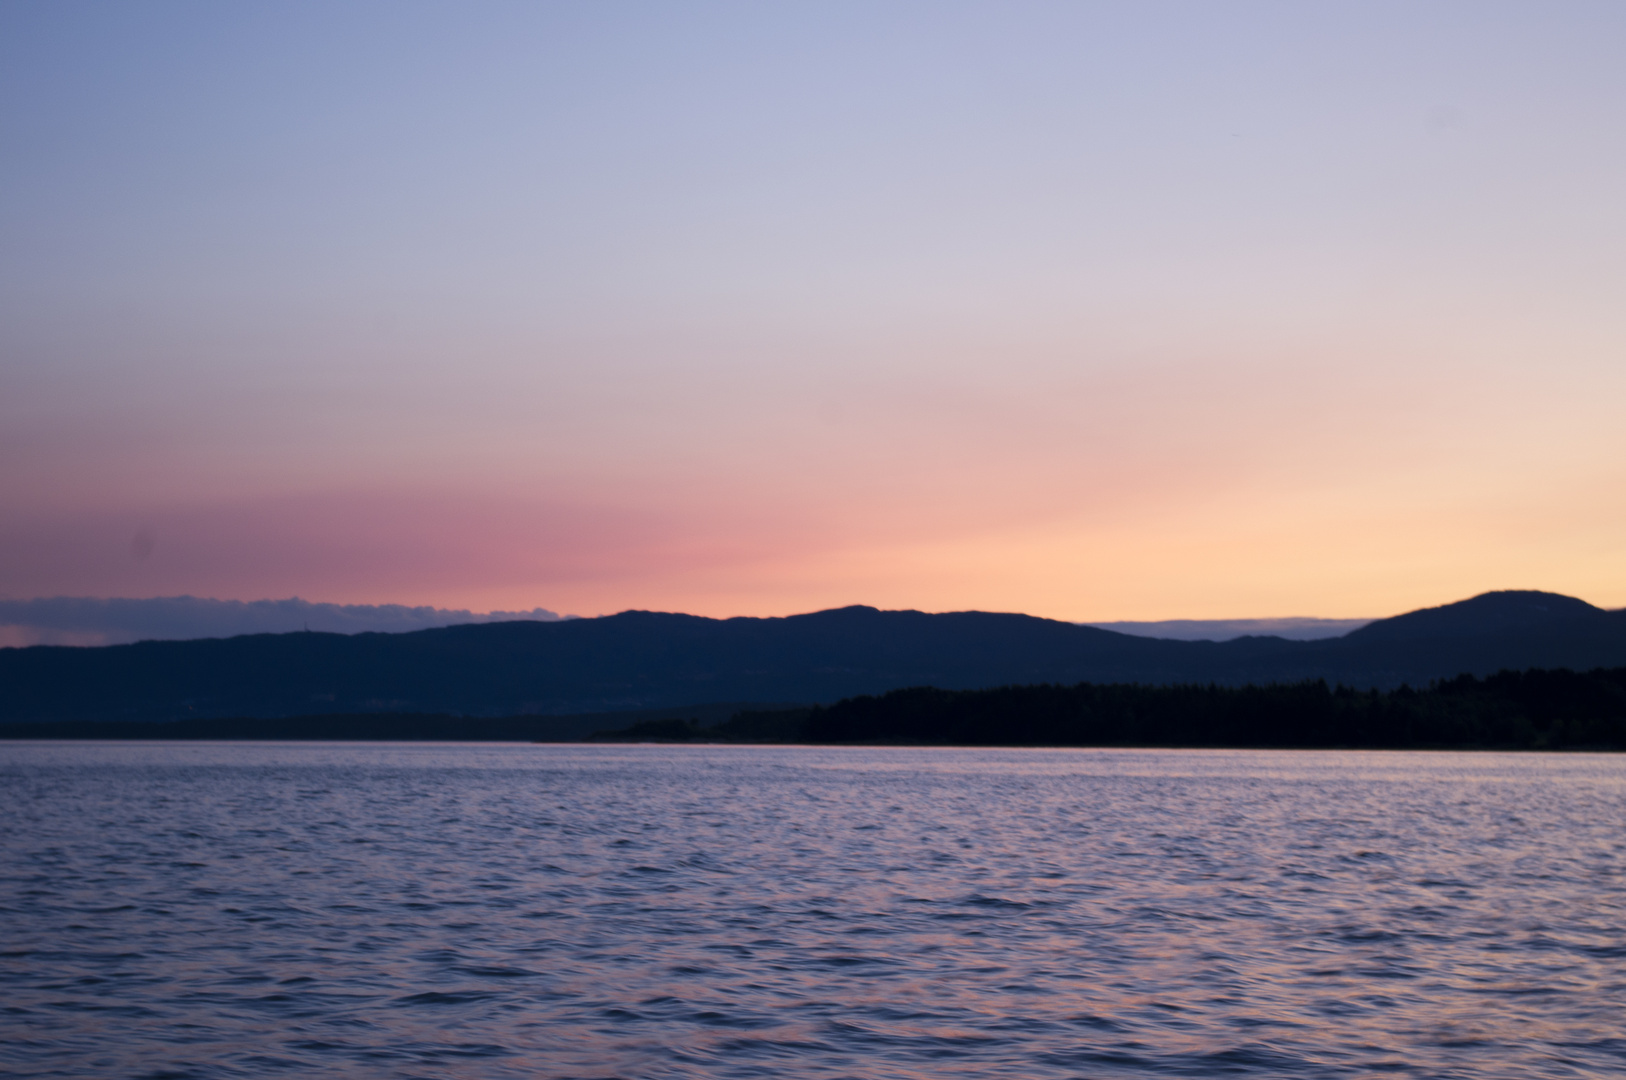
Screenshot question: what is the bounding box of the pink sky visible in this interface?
[3,3,1623,620]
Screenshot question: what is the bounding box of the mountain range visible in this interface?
[2,590,1623,725]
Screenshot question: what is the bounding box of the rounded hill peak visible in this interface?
[1345,591,1602,642]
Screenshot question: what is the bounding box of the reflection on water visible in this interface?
[2,743,1623,1078]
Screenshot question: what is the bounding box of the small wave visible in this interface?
[393,991,496,1006]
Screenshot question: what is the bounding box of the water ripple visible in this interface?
[2,743,1623,1078]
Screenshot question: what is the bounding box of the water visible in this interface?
[2,743,1624,1079]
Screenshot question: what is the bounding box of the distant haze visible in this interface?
[0,596,570,648]
[1084,618,1373,642]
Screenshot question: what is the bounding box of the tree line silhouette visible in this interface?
[8,667,1623,748]
[594,667,1626,748]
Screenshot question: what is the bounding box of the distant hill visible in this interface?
[1342,591,1607,641]
[1,590,1623,724]
[0,595,571,647]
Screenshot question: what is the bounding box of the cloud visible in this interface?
[0,596,572,648]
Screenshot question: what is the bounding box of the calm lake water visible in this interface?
[2,743,1623,1079]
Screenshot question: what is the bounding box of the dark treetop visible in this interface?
[771,667,1626,750]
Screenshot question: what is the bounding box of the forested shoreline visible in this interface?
[5,592,1625,725]
[5,668,1623,748]
[605,667,1626,749]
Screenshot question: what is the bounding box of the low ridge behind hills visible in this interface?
[1,590,1623,725]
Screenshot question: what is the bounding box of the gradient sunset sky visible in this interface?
[3,1,1623,621]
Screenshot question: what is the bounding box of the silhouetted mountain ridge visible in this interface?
[1344,590,1608,642]
[1,590,1622,724]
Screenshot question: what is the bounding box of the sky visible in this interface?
[3,1,1624,622]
